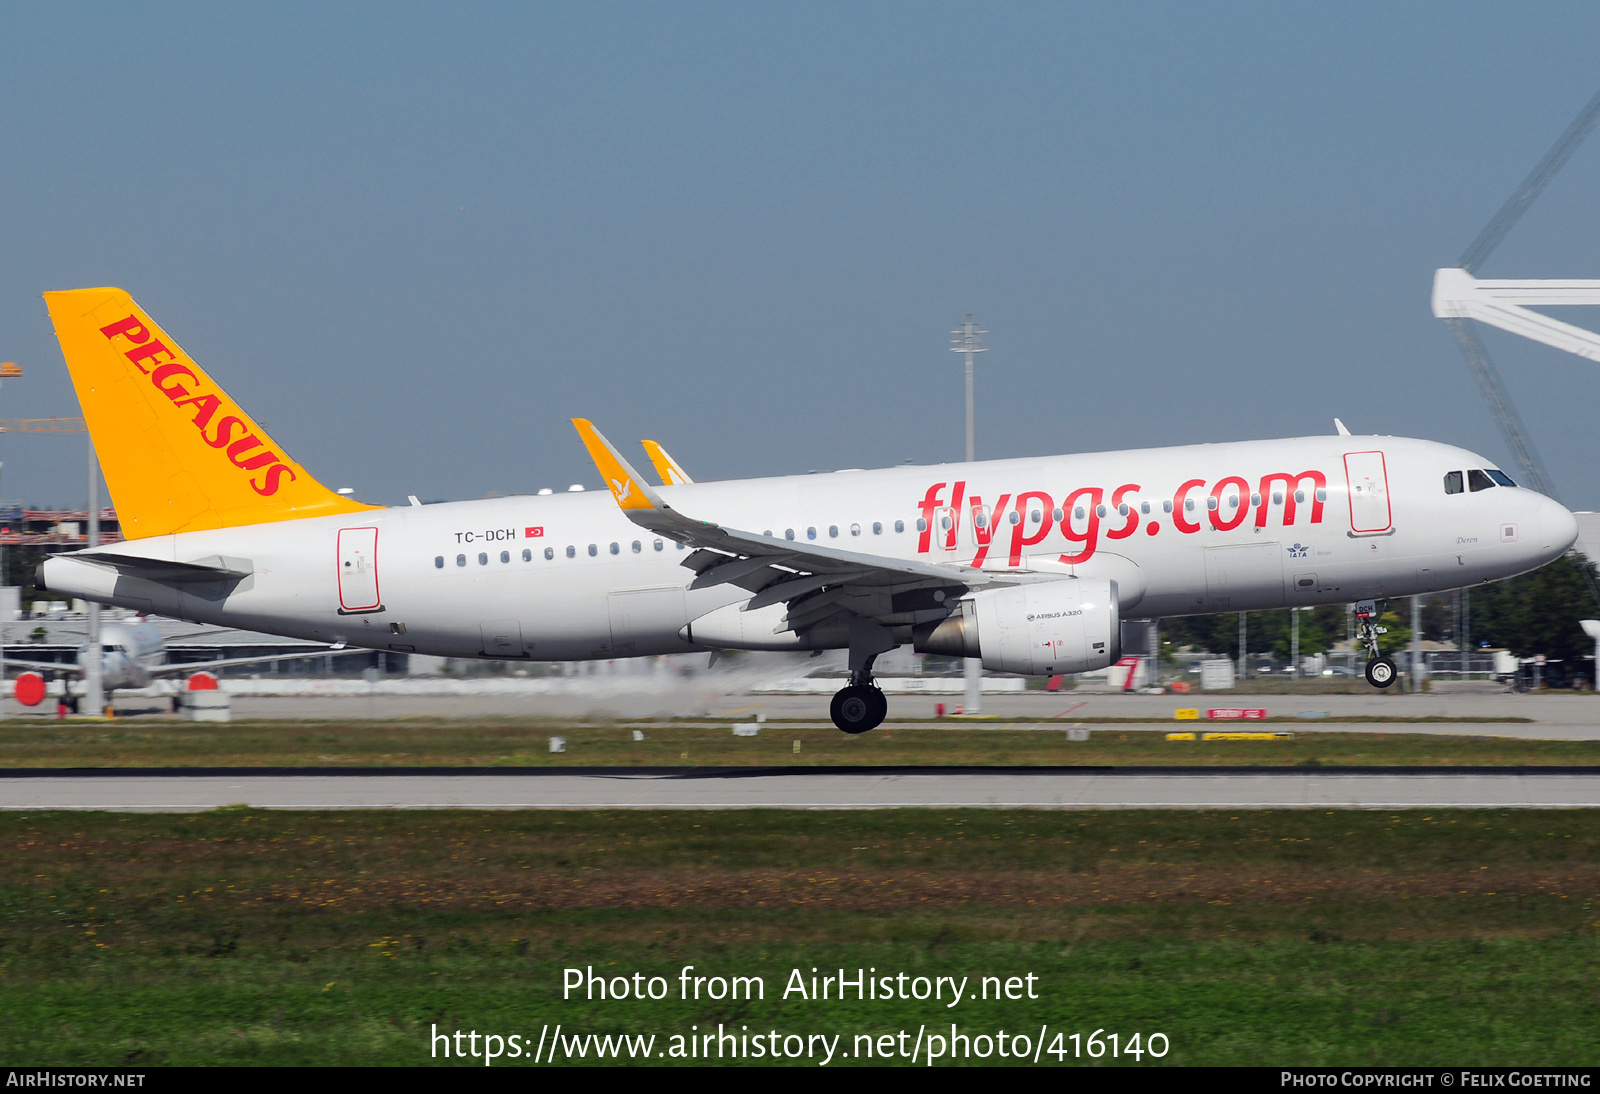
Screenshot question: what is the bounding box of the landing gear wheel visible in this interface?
[1365,657,1397,689]
[866,687,888,727]
[831,685,886,734]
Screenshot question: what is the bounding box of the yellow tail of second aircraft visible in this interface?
[44,288,379,540]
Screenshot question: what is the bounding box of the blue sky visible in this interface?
[3,4,1600,509]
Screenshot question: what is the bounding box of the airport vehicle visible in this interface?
[34,288,1580,731]
[2,617,358,712]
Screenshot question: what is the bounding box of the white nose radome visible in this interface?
[1537,496,1580,556]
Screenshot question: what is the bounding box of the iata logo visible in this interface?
[97,315,297,496]
[916,472,1327,567]
[1289,543,1309,558]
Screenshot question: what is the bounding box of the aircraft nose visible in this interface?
[1537,496,1579,556]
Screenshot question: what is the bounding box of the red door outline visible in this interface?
[1343,451,1392,533]
[337,527,381,611]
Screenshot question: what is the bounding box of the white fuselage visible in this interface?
[42,436,1579,663]
[69,619,167,690]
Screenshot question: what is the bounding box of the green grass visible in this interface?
[0,717,1591,769]
[2,809,1597,1065]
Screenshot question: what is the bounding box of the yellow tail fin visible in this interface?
[44,288,379,539]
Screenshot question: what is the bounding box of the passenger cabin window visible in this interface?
[544,547,555,560]
[914,518,925,532]
[588,544,598,556]
[522,549,532,562]
[566,546,576,558]
[1468,469,1496,492]
[1444,471,1464,495]
[434,556,444,568]
[828,525,838,538]
[1487,470,1516,487]
[653,539,663,551]
[631,540,641,553]
[872,522,882,535]
[456,554,467,567]
[500,550,510,563]
[478,553,488,565]
[894,520,905,533]
[609,542,620,554]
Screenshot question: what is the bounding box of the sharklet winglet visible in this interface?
[642,439,694,485]
[571,419,667,512]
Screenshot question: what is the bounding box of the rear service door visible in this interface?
[337,527,381,612]
[1344,451,1393,533]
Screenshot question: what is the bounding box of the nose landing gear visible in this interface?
[1356,600,1397,689]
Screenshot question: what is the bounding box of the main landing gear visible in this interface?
[830,623,895,733]
[830,676,888,734]
[1356,600,1397,689]
[55,674,80,716]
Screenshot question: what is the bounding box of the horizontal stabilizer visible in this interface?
[72,553,252,585]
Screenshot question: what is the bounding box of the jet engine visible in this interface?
[913,578,1120,676]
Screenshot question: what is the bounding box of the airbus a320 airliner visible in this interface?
[34,288,1579,731]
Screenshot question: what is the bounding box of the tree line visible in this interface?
[1158,554,1600,668]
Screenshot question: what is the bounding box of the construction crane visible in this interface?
[1430,85,1600,616]
[1432,85,1600,501]
[0,419,85,433]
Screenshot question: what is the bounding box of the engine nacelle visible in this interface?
[913,578,1120,676]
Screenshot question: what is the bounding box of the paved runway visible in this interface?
[28,680,1600,738]
[4,769,1600,810]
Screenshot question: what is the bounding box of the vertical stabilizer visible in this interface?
[44,288,379,539]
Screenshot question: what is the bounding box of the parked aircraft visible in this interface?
[4,616,359,712]
[34,288,1580,730]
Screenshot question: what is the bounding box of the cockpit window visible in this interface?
[1486,469,1516,487]
[1468,469,1496,492]
[1444,471,1463,495]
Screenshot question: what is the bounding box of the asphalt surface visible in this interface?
[5,768,1600,810]
[44,681,1600,739]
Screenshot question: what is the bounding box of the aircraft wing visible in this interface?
[574,419,1033,637]
[4,646,368,679]
[148,647,371,676]
[1,657,80,675]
